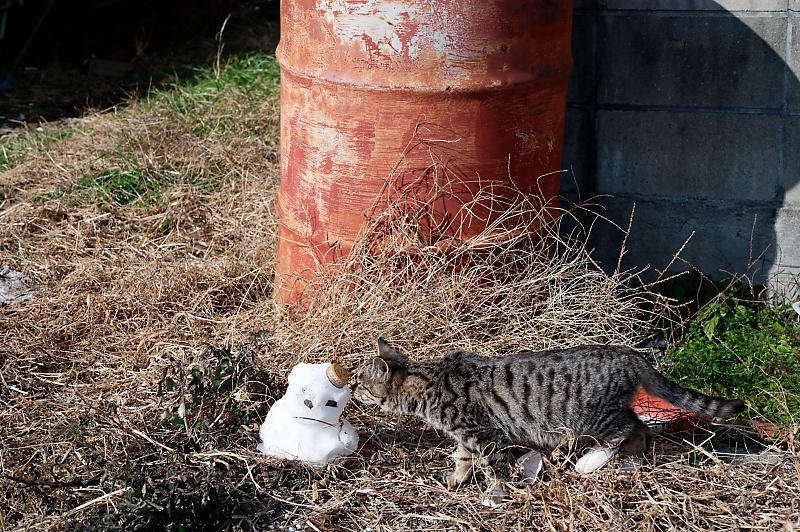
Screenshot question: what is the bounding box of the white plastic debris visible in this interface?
[575,445,620,474]
[792,301,800,316]
[618,456,642,477]
[481,497,500,508]
[258,362,359,468]
[516,450,543,484]
[0,266,35,306]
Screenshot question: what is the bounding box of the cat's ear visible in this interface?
[369,357,391,383]
[377,337,395,357]
[377,337,409,367]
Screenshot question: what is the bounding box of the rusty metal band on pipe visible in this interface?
[275,0,574,303]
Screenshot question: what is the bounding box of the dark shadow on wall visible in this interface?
[561,1,800,296]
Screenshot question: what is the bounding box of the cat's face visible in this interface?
[352,337,405,406]
[351,357,392,405]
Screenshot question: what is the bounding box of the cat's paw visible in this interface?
[575,445,619,474]
[443,470,470,489]
[480,482,509,507]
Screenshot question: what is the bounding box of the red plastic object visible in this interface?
[750,419,792,443]
[632,388,701,433]
[274,0,574,303]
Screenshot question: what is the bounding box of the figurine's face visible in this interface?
[284,363,351,425]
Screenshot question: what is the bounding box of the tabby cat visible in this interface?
[352,338,744,505]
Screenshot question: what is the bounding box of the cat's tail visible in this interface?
[635,357,745,418]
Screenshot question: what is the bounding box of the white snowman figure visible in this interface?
[258,362,359,468]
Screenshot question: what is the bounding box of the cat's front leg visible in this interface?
[457,430,511,507]
[444,443,475,488]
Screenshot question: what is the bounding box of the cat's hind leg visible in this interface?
[575,445,620,474]
[616,410,650,476]
[620,412,652,457]
[476,440,512,507]
[576,407,651,474]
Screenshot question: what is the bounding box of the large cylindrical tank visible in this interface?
[275,0,574,303]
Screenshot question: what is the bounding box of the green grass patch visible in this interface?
[35,165,213,210]
[0,127,76,170]
[148,52,280,139]
[28,52,280,212]
[160,52,280,103]
[75,168,168,206]
[663,292,800,425]
[36,167,158,207]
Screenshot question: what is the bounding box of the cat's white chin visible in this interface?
[354,396,376,406]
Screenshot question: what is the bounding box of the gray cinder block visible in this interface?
[596,110,781,201]
[567,14,595,104]
[788,16,800,110]
[561,107,595,194]
[596,1,787,11]
[573,0,602,10]
[784,117,800,204]
[772,207,800,266]
[558,3,797,292]
[586,197,779,279]
[597,14,787,108]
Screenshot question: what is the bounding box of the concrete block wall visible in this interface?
[561,0,800,296]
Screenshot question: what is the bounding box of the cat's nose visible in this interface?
[304,399,313,409]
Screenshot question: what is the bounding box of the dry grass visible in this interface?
[1,54,798,531]
[276,146,671,360]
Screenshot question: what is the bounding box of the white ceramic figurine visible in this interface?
[258,362,359,468]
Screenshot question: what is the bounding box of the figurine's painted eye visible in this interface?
[304,399,313,409]
[325,400,338,408]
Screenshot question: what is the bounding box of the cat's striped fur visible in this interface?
[352,338,745,505]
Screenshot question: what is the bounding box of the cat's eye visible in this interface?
[325,400,338,408]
